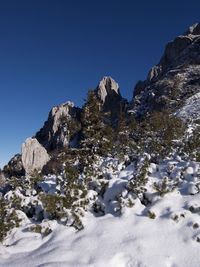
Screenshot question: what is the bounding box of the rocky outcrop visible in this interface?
[3,154,25,178]
[131,22,200,119]
[185,22,200,35]
[96,76,121,103]
[35,101,81,151]
[96,76,127,120]
[22,138,50,176]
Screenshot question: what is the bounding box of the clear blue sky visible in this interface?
[0,0,200,168]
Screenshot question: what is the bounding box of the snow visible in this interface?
[177,92,200,121]
[38,175,57,194]
[1,157,200,267]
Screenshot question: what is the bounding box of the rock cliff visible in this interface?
[132,22,200,121]
[96,76,127,119]
[22,138,50,175]
[35,101,81,151]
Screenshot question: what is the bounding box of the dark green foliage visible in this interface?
[153,177,176,197]
[131,111,185,158]
[81,90,113,156]
[42,158,63,175]
[29,224,52,237]
[40,163,88,227]
[127,157,149,198]
[147,210,156,219]
[59,111,81,142]
[183,126,200,160]
[112,108,137,157]
[40,194,69,220]
[0,199,21,242]
[115,107,130,151]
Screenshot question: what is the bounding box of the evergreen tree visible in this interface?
[114,105,134,155]
[81,90,113,156]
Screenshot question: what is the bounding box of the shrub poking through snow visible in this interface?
[126,155,149,200]
[147,210,156,219]
[0,198,22,242]
[153,177,177,196]
[193,223,199,229]
[29,224,52,237]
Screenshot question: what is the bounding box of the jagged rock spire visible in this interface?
[96,76,121,103]
[95,76,126,119]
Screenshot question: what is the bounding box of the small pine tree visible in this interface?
[114,105,135,155]
[81,90,113,156]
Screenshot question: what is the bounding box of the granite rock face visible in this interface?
[131,22,200,120]
[96,76,127,120]
[22,138,50,176]
[96,76,121,103]
[36,101,81,151]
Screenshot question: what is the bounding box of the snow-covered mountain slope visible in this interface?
[1,156,200,267]
[2,22,200,267]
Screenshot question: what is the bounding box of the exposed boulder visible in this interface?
[35,101,81,151]
[22,138,50,176]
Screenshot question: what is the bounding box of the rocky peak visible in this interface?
[185,22,200,36]
[144,22,200,84]
[35,101,81,151]
[95,76,126,119]
[96,76,121,103]
[50,101,74,134]
[131,23,200,119]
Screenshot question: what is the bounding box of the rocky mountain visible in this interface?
[1,24,200,266]
[3,21,200,176]
[35,101,81,151]
[35,76,125,152]
[3,76,126,177]
[132,22,200,121]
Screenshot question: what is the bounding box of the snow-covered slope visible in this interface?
[2,22,200,267]
[177,92,200,121]
[1,156,200,267]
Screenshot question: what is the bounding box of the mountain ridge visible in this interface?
[2,22,200,176]
[1,23,200,266]
[0,21,200,229]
